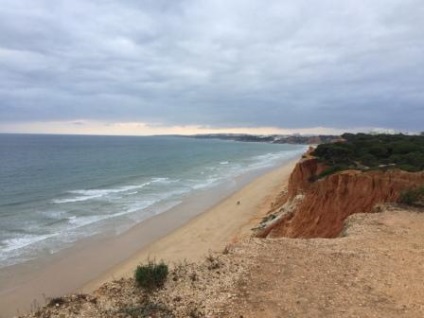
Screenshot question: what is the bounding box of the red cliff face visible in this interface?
[262,158,424,239]
[286,156,327,198]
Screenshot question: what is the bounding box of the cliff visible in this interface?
[257,157,424,238]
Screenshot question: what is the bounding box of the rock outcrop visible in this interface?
[258,157,424,238]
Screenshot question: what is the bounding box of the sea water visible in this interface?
[0,134,306,268]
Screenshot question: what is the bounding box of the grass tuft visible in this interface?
[134,260,169,292]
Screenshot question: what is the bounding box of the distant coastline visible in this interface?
[186,133,340,144]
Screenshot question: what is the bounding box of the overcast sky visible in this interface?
[0,0,423,135]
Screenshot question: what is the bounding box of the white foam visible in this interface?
[248,148,307,170]
[151,177,172,183]
[40,210,68,219]
[124,200,158,214]
[1,234,54,253]
[53,193,105,204]
[190,177,220,190]
[52,181,156,204]
[65,199,160,229]
[68,215,105,228]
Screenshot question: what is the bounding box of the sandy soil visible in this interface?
[219,207,424,317]
[82,160,296,292]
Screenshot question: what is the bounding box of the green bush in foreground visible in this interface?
[399,186,424,207]
[135,261,169,291]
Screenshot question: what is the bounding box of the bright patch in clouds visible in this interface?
[0,121,347,136]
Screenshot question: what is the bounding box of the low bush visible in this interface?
[315,164,348,180]
[399,186,424,207]
[135,261,169,292]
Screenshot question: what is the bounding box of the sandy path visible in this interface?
[82,160,295,292]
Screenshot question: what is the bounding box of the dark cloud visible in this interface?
[0,0,423,131]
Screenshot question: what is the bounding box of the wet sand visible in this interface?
[0,159,296,317]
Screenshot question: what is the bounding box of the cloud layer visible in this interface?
[0,0,423,132]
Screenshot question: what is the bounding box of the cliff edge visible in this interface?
[257,156,424,238]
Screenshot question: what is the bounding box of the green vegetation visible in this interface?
[314,164,348,180]
[399,186,424,207]
[312,133,424,178]
[135,261,169,292]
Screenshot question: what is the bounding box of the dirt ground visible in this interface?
[218,207,424,318]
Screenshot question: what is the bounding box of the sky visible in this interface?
[0,0,423,135]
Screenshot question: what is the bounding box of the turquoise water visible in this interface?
[0,134,306,268]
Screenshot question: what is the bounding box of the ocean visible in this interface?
[0,134,306,269]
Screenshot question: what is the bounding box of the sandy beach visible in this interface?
[82,159,295,291]
[0,159,296,318]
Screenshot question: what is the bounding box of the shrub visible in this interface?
[313,143,353,165]
[397,164,421,172]
[358,154,378,167]
[315,164,348,180]
[400,152,424,169]
[135,261,169,291]
[369,145,388,158]
[399,186,424,207]
[391,141,418,155]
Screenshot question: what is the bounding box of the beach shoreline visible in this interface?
[82,159,296,293]
[0,158,297,317]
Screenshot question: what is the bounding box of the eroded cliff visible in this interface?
[257,157,424,238]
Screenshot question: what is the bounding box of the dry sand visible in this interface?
[82,160,296,292]
[0,160,296,318]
